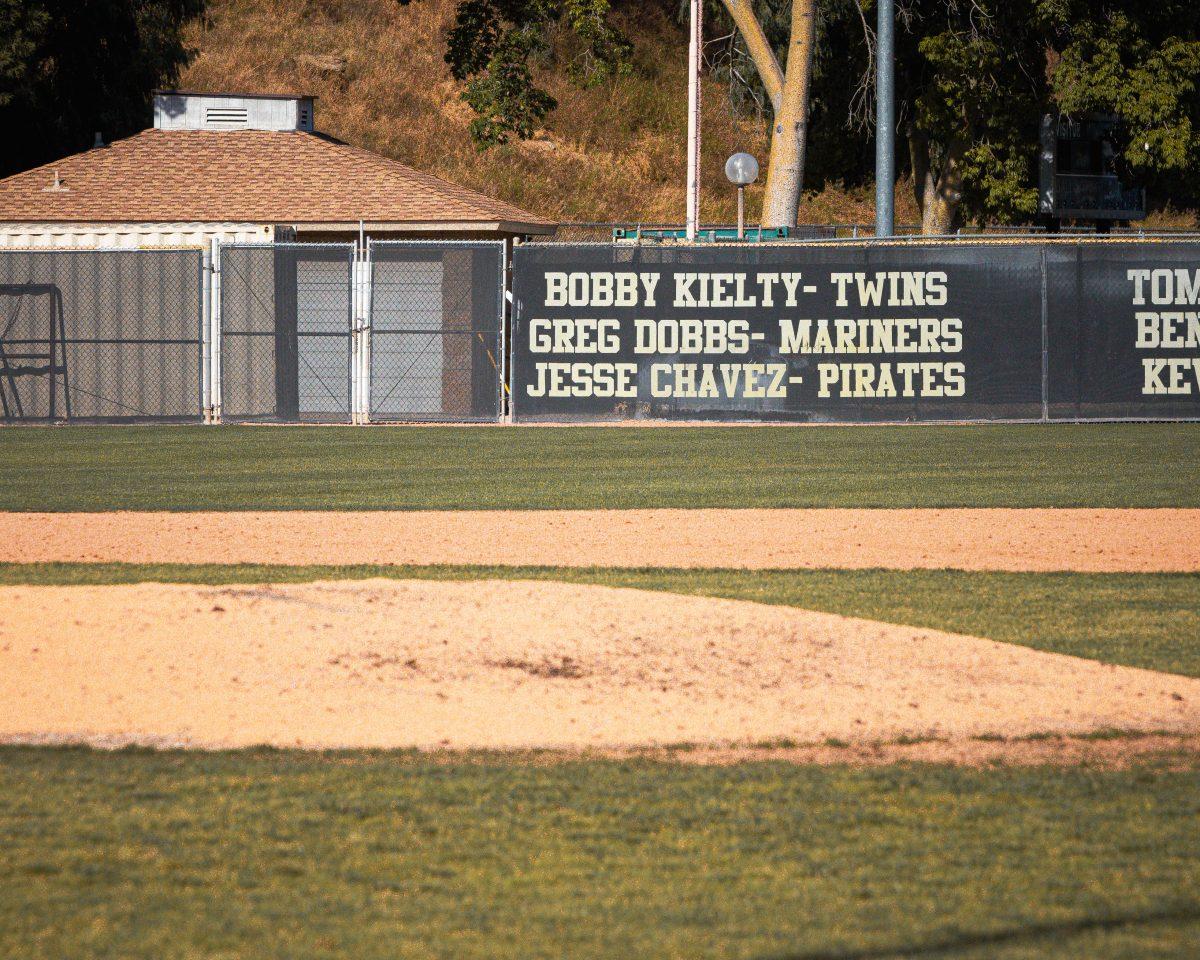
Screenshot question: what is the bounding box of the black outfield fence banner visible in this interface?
[1046,244,1200,421]
[0,250,203,422]
[510,241,1200,422]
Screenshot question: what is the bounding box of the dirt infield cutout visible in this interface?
[1,578,1196,752]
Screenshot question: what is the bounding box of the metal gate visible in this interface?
[215,240,504,423]
[367,241,505,422]
[218,244,355,423]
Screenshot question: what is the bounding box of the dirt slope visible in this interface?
[179,0,911,224]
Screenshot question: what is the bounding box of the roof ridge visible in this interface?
[0,129,156,187]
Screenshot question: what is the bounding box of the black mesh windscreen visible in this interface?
[513,241,1200,422]
[369,243,502,422]
[0,250,202,421]
[9,240,1190,426]
[220,245,353,423]
[1046,243,1200,420]
[511,243,1045,422]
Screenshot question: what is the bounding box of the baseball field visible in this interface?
[2,423,1199,958]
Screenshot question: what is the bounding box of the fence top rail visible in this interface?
[517,234,1200,248]
[548,221,1200,234]
[0,247,205,255]
[368,239,506,248]
[218,242,356,250]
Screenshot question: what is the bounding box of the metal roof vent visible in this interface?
[154,92,316,132]
[42,169,69,192]
[204,106,249,128]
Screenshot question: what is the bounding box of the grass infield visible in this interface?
[0,422,1196,509]
[1,748,1198,960]
[3,564,1198,676]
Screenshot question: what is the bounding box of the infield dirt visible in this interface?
[2,578,1196,752]
[2,508,1198,570]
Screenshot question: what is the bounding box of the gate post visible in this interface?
[351,240,372,424]
[1040,245,1049,422]
[201,246,212,422]
[209,237,223,423]
[351,242,360,424]
[501,239,511,423]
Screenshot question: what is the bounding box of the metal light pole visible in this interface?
[725,153,759,239]
[874,0,895,237]
[685,0,702,241]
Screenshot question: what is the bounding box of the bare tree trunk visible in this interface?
[721,0,783,113]
[760,0,817,228]
[907,125,930,222]
[908,125,964,235]
[923,136,965,234]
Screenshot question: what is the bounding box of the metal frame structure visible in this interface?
[209,238,506,424]
[366,239,506,423]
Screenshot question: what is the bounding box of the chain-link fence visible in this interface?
[369,241,504,422]
[7,237,1195,425]
[219,244,355,423]
[215,240,504,423]
[0,250,204,422]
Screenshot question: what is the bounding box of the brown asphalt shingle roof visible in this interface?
[0,128,553,230]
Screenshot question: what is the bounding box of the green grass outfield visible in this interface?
[5,564,1199,676]
[3,426,1198,959]
[0,422,1196,509]
[2,748,1199,960]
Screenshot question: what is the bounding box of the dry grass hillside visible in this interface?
[180,0,915,225]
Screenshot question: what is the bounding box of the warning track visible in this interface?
[0,508,1197,571]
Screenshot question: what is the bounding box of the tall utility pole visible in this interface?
[685,0,702,240]
[874,0,895,237]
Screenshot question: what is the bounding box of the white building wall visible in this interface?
[0,222,274,250]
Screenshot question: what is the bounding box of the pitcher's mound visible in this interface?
[1,579,1196,750]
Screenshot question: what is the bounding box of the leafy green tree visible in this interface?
[0,0,203,178]
[442,0,1200,227]
[445,0,632,147]
[807,0,1200,230]
[1045,1,1200,201]
[897,1,1046,233]
[448,0,824,226]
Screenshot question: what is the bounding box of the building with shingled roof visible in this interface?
[0,91,555,248]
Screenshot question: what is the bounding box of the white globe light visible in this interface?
[725,152,759,186]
